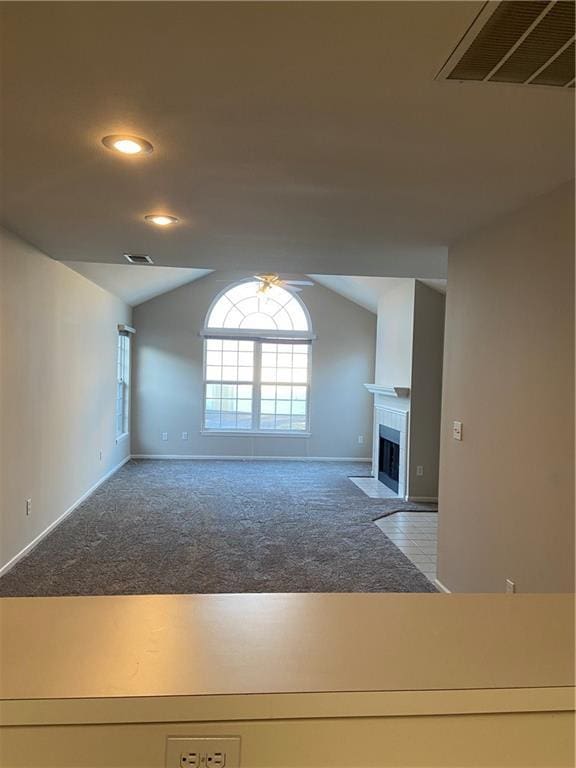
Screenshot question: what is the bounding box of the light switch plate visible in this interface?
[166,737,241,768]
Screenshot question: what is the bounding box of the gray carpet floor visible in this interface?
[0,460,438,596]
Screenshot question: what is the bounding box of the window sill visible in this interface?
[201,429,311,438]
[115,433,130,445]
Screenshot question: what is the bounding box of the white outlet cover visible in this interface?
[166,737,240,768]
[452,421,463,441]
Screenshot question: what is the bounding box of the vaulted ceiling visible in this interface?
[0,2,573,278]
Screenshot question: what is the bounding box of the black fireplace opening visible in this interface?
[378,425,401,493]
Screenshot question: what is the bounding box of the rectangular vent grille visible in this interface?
[124,253,153,265]
[438,0,575,88]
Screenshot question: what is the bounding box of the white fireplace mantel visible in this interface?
[364,384,410,399]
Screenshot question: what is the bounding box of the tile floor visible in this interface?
[374,511,438,584]
[350,476,399,499]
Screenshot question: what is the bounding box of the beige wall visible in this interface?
[437,182,575,593]
[374,279,414,387]
[408,281,445,499]
[0,228,132,572]
[132,272,376,458]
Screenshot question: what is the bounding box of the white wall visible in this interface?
[373,278,445,499]
[131,272,376,458]
[0,228,132,572]
[374,279,415,387]
[437,182,575,593]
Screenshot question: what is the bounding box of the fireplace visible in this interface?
[378,425,401,493]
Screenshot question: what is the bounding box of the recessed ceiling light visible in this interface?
[102,134,153,155]
[144,214,179,226]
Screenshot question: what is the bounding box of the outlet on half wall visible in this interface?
[161,432,168,441]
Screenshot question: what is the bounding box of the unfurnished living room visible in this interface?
[0,2,574,767]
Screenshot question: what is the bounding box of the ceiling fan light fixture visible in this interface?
[102,134,154,155]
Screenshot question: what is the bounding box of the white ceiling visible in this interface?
[64,262,211,307]
[0,2,573,278]
[311,275,447,313]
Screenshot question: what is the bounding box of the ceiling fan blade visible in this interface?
[284,280,314,286]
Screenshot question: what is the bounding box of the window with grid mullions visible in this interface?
[203,280,312,433]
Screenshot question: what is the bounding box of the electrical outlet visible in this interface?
[506,579,516,594]
[25,498,32,516]
[452,421,463,441]
[166,738,240,768]
[357,435,364,445]
[162,432,168,441]
[181,431,189,440]
[416,465,424,476]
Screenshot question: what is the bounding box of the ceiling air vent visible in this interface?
[437,1,575,88]
[123,253,154,265]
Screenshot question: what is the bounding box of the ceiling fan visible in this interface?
[254,273,313,294]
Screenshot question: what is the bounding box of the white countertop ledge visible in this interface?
[0,593,573,705]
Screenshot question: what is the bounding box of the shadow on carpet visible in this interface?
[0,460,437,596]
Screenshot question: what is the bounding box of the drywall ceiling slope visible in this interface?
[64,262,212,306]
[0,2,573,276]
[310,275,448,312]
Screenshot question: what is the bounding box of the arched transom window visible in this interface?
[202,280,313,433]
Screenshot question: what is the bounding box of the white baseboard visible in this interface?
[0,456,131,577]
[434,578,451,593]
[131,454,371,462]
[407,496,438,503]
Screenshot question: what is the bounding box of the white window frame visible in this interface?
[202,339,312,436]
[115,326,134,442]
[201,280,313,437]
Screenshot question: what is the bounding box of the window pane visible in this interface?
[206,296,233,328]
[238,352,253,366]
[205,411,221,429]
[276,401,291,416]
[206,282,309,333]
[206,366,221,380]
[221,412,237,429]
[261,399,275,415]
[293,385,307,400]
[291,415,307,430]
[238,366,253,381]
[222,351,238,366]
[277,385,291,399]
[237,384,252,399]
[206,383,222,398]
[292,368,307,383]
[222,366,238,380]
[237,413,252,429]
[260,414,275,430]
[261,367,277,383]
[292,400,306,415]
[277,353,292,367]
[261,385,276,398]
[206,351,221,366]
